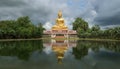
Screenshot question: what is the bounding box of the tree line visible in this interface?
[0,16,119,39]
[73,17,120,39]
[0,16,45,39]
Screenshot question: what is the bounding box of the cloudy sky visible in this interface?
[0,0,120,29]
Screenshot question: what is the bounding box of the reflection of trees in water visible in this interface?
[72,45,88,60]
[103,42,120,52]
[72,40,88,60]
[0,40,43,60]
[73,40,120,60]
[0,40,120,61]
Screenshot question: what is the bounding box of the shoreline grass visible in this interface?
[0,37,119,42]
[0,38,43,42]
[78,38,120,42]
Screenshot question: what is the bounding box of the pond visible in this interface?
[0,39,120,69]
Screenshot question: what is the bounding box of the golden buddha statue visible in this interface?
[52,10,68,30]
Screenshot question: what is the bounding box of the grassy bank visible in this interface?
[78,38,120,42]
[0,37,119,42]
[0,38,43,41]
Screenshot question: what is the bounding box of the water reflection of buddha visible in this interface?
[52,45,68,64]
[52,10,68,30]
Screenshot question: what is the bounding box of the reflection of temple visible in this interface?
[43,10,77,38]
[43,39,76,64]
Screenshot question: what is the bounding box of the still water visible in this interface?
[0,39,120,69]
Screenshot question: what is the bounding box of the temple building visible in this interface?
[43,10,77,38]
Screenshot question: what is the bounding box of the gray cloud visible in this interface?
[93,0,120,28]
[0,0,120,29]
[0,0,54,23]
[0,0,81,29]
[0,0,27,7]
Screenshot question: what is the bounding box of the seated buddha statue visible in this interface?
[52,10,68,30]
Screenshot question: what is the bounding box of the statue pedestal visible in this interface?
[52,30,68,38]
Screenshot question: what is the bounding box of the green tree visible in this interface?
[73,17,89,31]
[16,16,32,27]
[0,16,44,39]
